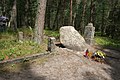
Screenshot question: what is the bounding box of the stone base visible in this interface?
[85,39,95,45]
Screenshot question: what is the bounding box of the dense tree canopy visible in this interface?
[0,0,120,40]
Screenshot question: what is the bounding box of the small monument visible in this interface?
[47,37,56,52]
[18,31,24,41]
[84,23,95,45]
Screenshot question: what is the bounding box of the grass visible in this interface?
[95,36,120,49]
[0,30,47,61]
[44,29,59,38]
[0,28,60,61]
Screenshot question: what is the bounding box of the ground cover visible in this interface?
[0,30,47,61]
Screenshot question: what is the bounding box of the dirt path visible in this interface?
[0,47,120,80]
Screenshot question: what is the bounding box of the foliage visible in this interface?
[1,0,120,39]
[18,27,33,39]
[17,0,38,28]
[0,32,46,61]
[95,36,120,49]
[44,29,59,38]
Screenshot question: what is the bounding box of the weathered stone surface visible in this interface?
[84,23,95,45]
[18,31,24,41]
[60,26,87,51]
[48,37,56,52]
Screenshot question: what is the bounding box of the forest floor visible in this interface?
[0,46,120,80]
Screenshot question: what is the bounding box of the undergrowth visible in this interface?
[0,28,59,61]
[95,36,120,49]
[0,30,46,61]
[1,28,119,61]
[44,29,59,38]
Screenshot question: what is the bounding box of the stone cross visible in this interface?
[84,23,95,45]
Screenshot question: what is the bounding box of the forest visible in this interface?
[0,0,120,38]
[0,0,120,60]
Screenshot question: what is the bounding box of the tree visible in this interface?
[34,0,47,44]
[101,0,105,36]
[52,0,62,30]
[1,0,120,39]
[107,0,120,39]
[8,0,17,32]
[89,0,95,23]
[80,0,87,34]
[74,0,81,30]
[70,0,73,25]
[45,0,51,29]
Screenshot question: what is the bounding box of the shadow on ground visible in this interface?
[0,47,120,80]
[97,46,120,80]
[0,61,46,80]
[104,50,120,80]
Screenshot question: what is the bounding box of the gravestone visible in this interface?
[84,23,95,45]
[47,37,56,52]
[18,31,24,41]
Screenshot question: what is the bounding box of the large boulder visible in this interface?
[60,26,88,51]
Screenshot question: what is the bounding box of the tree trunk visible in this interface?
[61,0,65,26]
[34,0,47,44]
[80,0,87,34]
[109,0,119,39]
[74,0,81,30]
[13,0,17,32]
[101,2,105,36]
[90,0,95,23]
[8,0,17,32]
[25,0,29,27]
[52,0,61,30]
[45,0,51,29]
[90,0,92,22]
[70,0,73,25]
